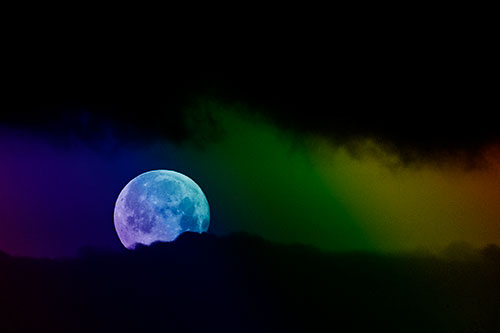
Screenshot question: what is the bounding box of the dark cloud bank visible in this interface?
[1,232,500,332]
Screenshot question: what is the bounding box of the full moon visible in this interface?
[114,170,210,249]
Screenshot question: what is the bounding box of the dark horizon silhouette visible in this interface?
[1,232,500,332]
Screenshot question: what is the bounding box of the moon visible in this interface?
[114,170,210,249]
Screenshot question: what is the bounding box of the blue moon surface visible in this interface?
[114,170,210,249]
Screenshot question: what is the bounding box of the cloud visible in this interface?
[170,101,500,252]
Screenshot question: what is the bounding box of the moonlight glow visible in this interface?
[114,170,210,249]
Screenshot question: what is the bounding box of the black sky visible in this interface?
[2,15,498,160]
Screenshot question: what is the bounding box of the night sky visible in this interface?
[1,31,499,257]
[2,16,500,332]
